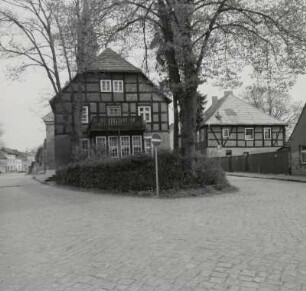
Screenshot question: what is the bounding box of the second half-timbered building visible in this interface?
[288,102,306,175]
[197,91,287,157]
[50,48,171,168]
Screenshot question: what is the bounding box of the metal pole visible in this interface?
[155,146,159,197]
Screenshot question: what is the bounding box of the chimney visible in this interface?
[224,91,233,97]
[212,96,218,106]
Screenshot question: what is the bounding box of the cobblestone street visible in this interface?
[1,173,306,290]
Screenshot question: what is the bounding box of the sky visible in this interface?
[0,52,306,152]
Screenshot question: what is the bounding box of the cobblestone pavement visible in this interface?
[1,173,306,291]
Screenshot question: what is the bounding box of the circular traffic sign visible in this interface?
[151,133,162,147]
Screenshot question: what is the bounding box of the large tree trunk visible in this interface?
[180,87,198,172]
[173,96,179,151]
[70,78,83,162]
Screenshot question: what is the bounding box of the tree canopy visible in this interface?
[1,0,306,170]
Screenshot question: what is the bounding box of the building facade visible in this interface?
[42,112,55,169]
[198,92,287,157]
[50,48,171,168]
[288,102,306,175]
[0,148,33,172]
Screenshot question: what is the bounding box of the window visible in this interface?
[107,106,121,116]
[81,106,89,124]
[96,136,107,156]
[81,139,90,156]
[138,106,151,122]
[223,128,230,139]
[264,127,271,140]
[113,80,124,92]
[120,136,130,157]
[144,137,152,155]
[245,128,254,140]
[100,80,111,92]
[108,136,119,158]
[132,136,142,155]
[300,146,306,164]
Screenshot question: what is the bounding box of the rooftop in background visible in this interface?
[202,91,287,126]
[0,147,32,159]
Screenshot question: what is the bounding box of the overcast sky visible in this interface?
[0,51,306,152]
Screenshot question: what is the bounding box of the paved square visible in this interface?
[1,174,306,290]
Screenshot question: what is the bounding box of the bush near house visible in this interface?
[55,152,229,196]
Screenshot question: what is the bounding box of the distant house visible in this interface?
[197,91,287,157]
[50,48,171,168]
[42,112,55,169]
[288,102,306,175]
[0,151,7,173]
[0,148,34,173]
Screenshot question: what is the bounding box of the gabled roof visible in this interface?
[0,147,28,159]
[289,101,306,141]
[202,92,287,126]
[1,147,19,156]
[50,48,171,106]
[42,112,54,123]
[87,48,142,73]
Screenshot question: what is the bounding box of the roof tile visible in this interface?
[202,92,287,126]
[87,48,141,72]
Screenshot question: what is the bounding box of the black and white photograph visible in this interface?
[0,0,306,290]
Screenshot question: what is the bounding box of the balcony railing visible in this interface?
[89,116,146,132]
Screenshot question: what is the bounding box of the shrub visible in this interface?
[55,151,228,194]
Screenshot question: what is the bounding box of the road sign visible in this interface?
[151,133,162,197]
[151,133,162,147]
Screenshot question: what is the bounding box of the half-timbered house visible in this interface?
[288,102,306,175]
[197,91,287,157]
[50,48,171,168]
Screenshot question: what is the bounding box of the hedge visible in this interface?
[55,151,229,193]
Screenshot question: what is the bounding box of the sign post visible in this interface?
[151,133,162,197]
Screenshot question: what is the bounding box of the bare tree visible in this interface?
[107,0,306,171]
[243,85,304,136]
[0,0,113,160]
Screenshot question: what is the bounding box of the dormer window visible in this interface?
[100,80,111,92]
[113,80,124,92]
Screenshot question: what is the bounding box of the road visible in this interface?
[1,173,306,291]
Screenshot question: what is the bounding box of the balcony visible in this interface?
[89,116,146,132]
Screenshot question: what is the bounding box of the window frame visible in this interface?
[120,136,131,157]
[81,138,90,157]
[264,127,272,140]
[81,106,89,124]
[144,136,152,155]
[245,128,254,141]
[108,136,119,158]
[222,128,230,139]
[132,135,143,155]
[107,106,121,117]
[138,106,151,122]
[113,80,124,93]
[100,80,112,92]
[96,136,107,156]
[300,146,306,164]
